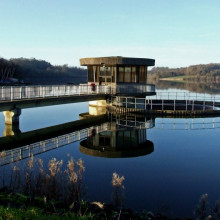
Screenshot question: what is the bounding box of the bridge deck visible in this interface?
[0,94,107,111]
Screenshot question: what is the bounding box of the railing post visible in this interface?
[151,99,152,110]
[28,145,31,157]
[56,137,59,148]
[10,87,13,101]
[19,148,22,160]
[97,85,99,94]
[186,100,187,111]
[174,99,175,111]
[162,100,164,110]
[11,150,14,162]
[203,101,205,111]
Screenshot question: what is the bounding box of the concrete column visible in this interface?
[89,100,106,116]
[3,108,21,136]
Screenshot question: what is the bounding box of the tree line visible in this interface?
[148,63,220,83]
[0,57,87,85]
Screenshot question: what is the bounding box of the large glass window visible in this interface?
[139,66,147,83]
[124,67,131,82]
[118,67,124,82]
[100,66,111,76]
[112,67,116,83]
[131,67,136,83]
[88,66,94,82]
[116,66,147,83]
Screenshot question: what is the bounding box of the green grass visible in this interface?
[0,206,95,220]
[0,193,95,220]
[160,75,194,82]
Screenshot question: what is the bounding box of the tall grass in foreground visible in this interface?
[111,172,125,209]
[3,150,220,218]
[0,155,85,207]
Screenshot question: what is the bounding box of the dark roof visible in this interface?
[80,56,155,66]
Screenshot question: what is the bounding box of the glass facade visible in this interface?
[88,65,147,84]
[124,67,131,83]
[131,67,136,83]
[117,66,147,83]
[118,67,124,82]
[100,66,111,76]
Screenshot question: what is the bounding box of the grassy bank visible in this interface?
[159,75,195,82]
[0,192,94,220]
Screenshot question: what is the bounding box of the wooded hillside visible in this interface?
[148,64,220,83]
[0,57,87,85]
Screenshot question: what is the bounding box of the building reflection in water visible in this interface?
[79,113,155,158]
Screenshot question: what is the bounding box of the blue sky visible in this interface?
[0,0,220,67]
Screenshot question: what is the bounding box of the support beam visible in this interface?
[89,100,107,116]
[3,108,21,136]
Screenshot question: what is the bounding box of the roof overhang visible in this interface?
[80,56,155,67]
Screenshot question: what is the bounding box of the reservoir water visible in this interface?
[1,88,220,217]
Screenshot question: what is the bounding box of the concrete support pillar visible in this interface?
[3,108,21,136]
[89,100,106,116]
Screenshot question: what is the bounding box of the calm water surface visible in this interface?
[0,90,220,217]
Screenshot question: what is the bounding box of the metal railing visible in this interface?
[0,84,156,102]
[152,91,220,102]
[156,118,220,130]
[0,115,155,166]
[116,83,155,94]
[0,84,112,101]
[109,96,220,111]
[0,123,110,166]
[116,118,154,129]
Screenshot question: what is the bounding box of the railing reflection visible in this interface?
[0,114,154,166]
[79,113,154,158]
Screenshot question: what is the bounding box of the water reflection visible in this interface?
[0,113,155,165]
[79,115,154,158]
[149,79,220,94]
[1,107,220,217]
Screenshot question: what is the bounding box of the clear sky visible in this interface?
[0,0,220,67]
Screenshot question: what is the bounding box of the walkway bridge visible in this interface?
[0,84,111,111]
[1,85,220,136]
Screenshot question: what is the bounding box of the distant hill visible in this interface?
[148,64,220,84]
[0,57,87,85]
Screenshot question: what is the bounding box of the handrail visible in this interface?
[155,118,220,130]
[0,84,156,101]
[0,123,109,166]
[108,95,220,111]
[0,85,112,101]
[152,91,220,102]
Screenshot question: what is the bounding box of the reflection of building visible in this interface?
[79,118,154,158]
[80,56,155,97]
